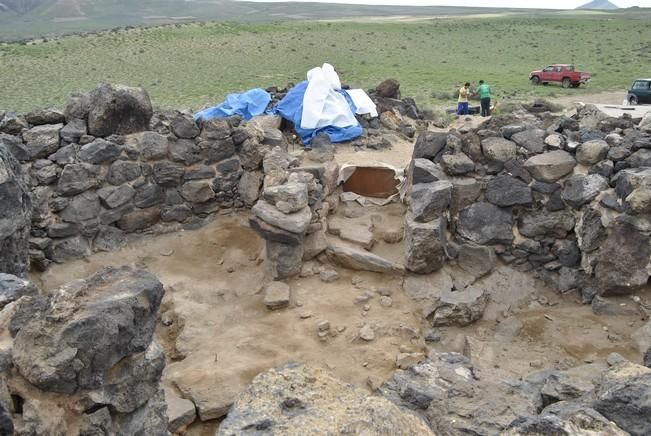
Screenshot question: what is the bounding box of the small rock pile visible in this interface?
[0,266,167,434]
[249,145,337,279]
[406,103,651,300]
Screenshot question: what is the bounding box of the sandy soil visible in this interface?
[35,202,650,434]
[550,90,629,107]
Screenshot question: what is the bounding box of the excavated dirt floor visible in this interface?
[34,203,650,435]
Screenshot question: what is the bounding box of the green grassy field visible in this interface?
[2,14,651,113]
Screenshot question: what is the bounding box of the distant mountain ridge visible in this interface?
[577,0,619,9]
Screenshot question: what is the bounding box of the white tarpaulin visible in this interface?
[346,89,379,118]
[300,63,377,129]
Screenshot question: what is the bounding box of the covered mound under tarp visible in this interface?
[194,88,271,122]
[274,63,377,145]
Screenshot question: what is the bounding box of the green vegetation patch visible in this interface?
[2,16,650,113]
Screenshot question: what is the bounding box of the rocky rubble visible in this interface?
[380,350,650,436]
[0,266,168,434]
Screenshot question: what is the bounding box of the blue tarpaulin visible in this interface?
[194,88,271,121]
[273,81,363,145]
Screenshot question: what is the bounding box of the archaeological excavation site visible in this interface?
[0,80,650,436]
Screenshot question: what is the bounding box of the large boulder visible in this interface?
[263,182,308,214]
[431,286,488,327]
[576,139,609,165]
[512,128,546,154]
[638,110,651,130]
[57,163,100,196]
[409,180,452,222]
[265,240,304,279]
[405,214,446,274]
[412,132,447,160]
[376,79,401,99]
[326,242,404,274]
[87,84,153,137]
[78,138,121,164]
[485,174,533,207]
[411,159,446,185]
[481,137,516,171]
[593,363,651,436]
[594,218,651,296]
[560,174,608,209]
[518,209,575,239]
[441,153,475,176]
[524,150,576,183]
[0,273,37,309]
[252,200,312,234]
[22,123,62,159]
[218,363,434,436]
[0,144,32,276]
[12,266,164,393]
[457,202,513,245]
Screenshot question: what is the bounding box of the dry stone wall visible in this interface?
[0,84,285,270]
[407,103,651,298]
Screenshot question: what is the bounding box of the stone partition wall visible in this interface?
[0,84,285,270]
[406,104,651,298]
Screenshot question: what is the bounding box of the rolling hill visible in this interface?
[577,0,619,9]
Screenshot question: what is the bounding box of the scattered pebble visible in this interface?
[363,304,371,312]
[217,258,224,265]
[354,292,374,304]
[424,329,441,343]
[300,311,313,319]
[359,324,375,341]
[375,287,392,297]
[263,282,290,310]
[529,360,544,369]
[318,321,330,332]
[379,296,392,307]
[351,276,363,287]
[159,249,174,256]
[319,270,339,283]
[396,352,425,369]
[226,266,235,273]
[336,326,346,333]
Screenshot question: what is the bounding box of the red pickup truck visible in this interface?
[529,64,592,88]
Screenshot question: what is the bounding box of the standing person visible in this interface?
[457,82,471,116]
[477,80,492,117]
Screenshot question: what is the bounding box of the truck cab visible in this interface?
[627,79,651,105]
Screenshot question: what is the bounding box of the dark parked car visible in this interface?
[627,79,651,105]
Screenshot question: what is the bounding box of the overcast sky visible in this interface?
[249,0,651,7]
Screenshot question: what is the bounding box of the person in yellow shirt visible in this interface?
[457,82,471,115]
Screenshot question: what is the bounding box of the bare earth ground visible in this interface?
[35,209,649,435]
[33,94,650,434]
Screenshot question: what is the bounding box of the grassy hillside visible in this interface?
[0,1,523,42]
[2,14,651,113]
